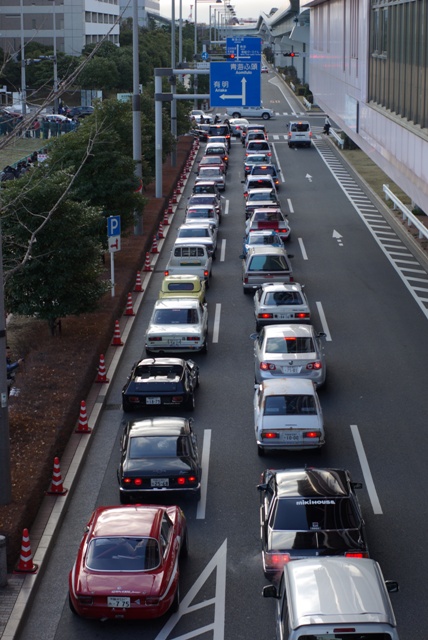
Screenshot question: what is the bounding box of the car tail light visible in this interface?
[306,361,322,370]
[244,277,248,284]
[123,477,132,484]
[287,132,291,138]
[146,597,160,605]
[244,191,248,198]
[164,270,170,276]
[267,152,272,156]
[177,477,186,485]
[345,551,369,558]
[171,395,184,402]
[264,552,291,570]
[127,396,140,404]
[303,431,321,439]
[177,476,198,485]
[149,337,162,342]
[260,362,276,371]
[78,596,94,605]
[296,312,310,319]
[309,131,313,138]
[261,431,279,439]
[258,313,273,319]
[204,270,209,278]
[186,337,199,341]
[134,478,143,486]
[289,275,294,282]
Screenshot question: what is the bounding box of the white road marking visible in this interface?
[287,198,294,214]
[212,303,221,343]
[315,301,332,341]
[220,238,226,262]
[156,538,227,640]
[298,238,308,260]
[268,76,298,114]
[350,425,383,515]
[272,143,285,183]
[196,429,212,520]
[224,199,229,215]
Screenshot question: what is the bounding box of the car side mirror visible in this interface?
[317,332,327,339]
[257,483,268,492]
[250,333,259,340]
[352,482,363,490]
[239,254,245,260]
[386,580,399,593]
[262,585,279,599]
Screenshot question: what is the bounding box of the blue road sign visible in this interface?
[201,51,209,61]
[107,215,121,237]
[226,37,261,61]
[210,61,261,108]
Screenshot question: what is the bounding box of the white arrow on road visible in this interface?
[333,229,343,246]
[306,173,312,182]
[219,77,247,103]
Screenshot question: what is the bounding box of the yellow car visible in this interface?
[158,275,206,303]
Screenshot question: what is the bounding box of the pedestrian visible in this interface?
[33,119,41,138]
[323,115,331,135]
[6,346,24,396]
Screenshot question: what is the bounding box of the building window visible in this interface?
[350,0,359,59]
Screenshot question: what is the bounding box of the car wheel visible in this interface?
[69,594,77,615]
[180,527,189,558]
[257,445,265,457]
[186,393,195,411]
[232,112,241,118]
[262,113,270,120]
[171,584,180,613]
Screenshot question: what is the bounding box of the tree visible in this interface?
[1,171,110,334]
[77,57,120,90]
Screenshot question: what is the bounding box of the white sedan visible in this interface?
[254,378,325,455]
[253,283,310,330]
[145,298,208,354]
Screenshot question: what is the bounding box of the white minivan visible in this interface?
[263,557,400,640]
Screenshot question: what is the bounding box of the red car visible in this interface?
[69,504,188,620]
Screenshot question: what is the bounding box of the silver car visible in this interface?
[241,246,294,293]
[145,298,208,354]
[253,283,311,330]
[252,324,327,386]
[176,222,217,258]
[195,166,226,191]
[185,204,220,229]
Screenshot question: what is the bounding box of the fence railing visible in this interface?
[383,184,428,241]
[329,128,345,149]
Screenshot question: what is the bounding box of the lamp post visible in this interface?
[51,0,59,114]
[20,0,26,116]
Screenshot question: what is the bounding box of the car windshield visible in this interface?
[263,394,316,416]
[86,537,160,571]
[129,435,191,458]
[272,497,360,531]
[265,336,314,353]
[153,308,199,324]
[248,255,289,271]
[178,228,210,238]
[134,364,183,379]
[264,291,304,306]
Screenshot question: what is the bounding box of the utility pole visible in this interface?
[0,223,11,505]
[20,0,26,116]
[171,0,177,166]
[132,0,143,235]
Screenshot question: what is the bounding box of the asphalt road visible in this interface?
[17,75,428,640]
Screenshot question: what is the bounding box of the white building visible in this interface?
[120,0,160,27]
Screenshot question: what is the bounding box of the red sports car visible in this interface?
[69,504,188,620]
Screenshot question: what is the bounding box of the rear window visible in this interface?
[193,185,216,194]
[263,394,316,416]
[254,211,282,221]
[247,142,269,150]
[178,228,210,238]
[249,235,281,247]
[208,125,230,136]
[86,537,160,572]
[252,166,276,176]
[272,497,360,530]
[265,336,314,353]
[174,247,205,257]
[247,179,273,189]
[290,123,310,132]
[153,308,199,324]
[248,255,289,272]
[264,291,303,306]
[247,192,277,202]
[167,283,196,291]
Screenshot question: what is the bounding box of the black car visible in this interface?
[67,106,94,119]
[118,416,201,502]
[193,123,211,141]
[250,164,280,189]
[257,468,368,579]
[122,357,199,412]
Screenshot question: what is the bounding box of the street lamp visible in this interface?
[20,0,26,116]
[47,0,59,113]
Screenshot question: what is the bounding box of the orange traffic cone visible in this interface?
[134,271,143,292]
[175,184,181,195]
[95,354,109,383]
[124,292,135,316]
[158,222,164,239]
[111,320,124,346]
[143,252,152,272]
[167,200,173,214]
[151,235,159,254]
[162,210,170,226]
[46,457,68,495]
[171,191,177,204]
[14,529,38,573]
[75,400,92,433]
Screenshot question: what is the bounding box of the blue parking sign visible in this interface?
[107,215,121,237]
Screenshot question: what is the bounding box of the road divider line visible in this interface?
[298,238,308,260]
[350,425,383,515]
[315,301,332,341]
[220,238,226,262]
[224,199,229,215]
[196,429,212,520]
[213,303,221,343]
[287,198,294,214]
[272,144,285,183]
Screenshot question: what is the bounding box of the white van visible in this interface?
[263,557,400,640]
[287,121,312,148]
[164,244,212,284]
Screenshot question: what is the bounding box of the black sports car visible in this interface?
[257,468,368,579]
[122,357,199,412]
[118,416,201,502]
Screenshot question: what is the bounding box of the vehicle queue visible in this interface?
[67,113,401,639]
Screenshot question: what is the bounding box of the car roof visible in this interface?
[260,377,316,395]
[260,283,303,293]
[271,468,352,498]
[261,324,315,338]
[128,416,190,438]
[154,297,201,309]
[91,505,163,538]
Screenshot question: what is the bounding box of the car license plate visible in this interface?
[167,339,182,346]
[151,478,169,487]
[281,366,299,373]
[108,596,130,608]
[276,313,293,319]
[282,433,301,442]
[146,397,161,405]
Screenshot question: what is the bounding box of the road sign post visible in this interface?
[107,216,121,297]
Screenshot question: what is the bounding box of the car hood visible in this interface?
[123,457,198,476]
[77,570,159,596]
[267,529,366,554]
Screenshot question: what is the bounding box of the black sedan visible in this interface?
[122,357,199,412]
[118,416,201,502]
[257,468,368,579]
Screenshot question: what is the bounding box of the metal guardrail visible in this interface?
[383,184,428,240]
[303,97,311,110]
[329,128,345,149]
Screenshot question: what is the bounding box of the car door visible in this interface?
[260,476,276,550]
[253,329,264,375]
[253,383,263,437]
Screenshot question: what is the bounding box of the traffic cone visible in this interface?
[75,400,92,433]
[175,183,181,194]
[167,200,173,214]
[151,235,159,254]
[46,457,68,495]
[171,191,177,204]
[95,354,109,383]
[111,320,124,346]
[158,222,164,239]
[162,210,170,226]
[143,252,152,272]
[124,292,135,316]
[14,529,38,574]
[134,271,143,292]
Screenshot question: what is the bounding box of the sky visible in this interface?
[158,0,264,25]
